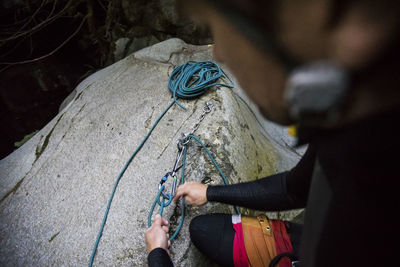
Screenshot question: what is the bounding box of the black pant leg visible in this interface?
[286,221,303,259]
[189,213,235,267]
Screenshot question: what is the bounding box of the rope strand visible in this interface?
[147,134,240,238]
[89,61,234,266]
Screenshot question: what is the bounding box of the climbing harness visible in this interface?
[89,61,236,266]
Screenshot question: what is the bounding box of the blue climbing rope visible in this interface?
[185,135,240,215]
[147,134,240,240]
[169,61,234,109]
[147,145,188,241]
[89,61,234,267]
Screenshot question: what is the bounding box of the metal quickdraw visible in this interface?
[154,100,214,205]
[158,172,175,200]
[148,101,217,237]
[190,101,214,135]
[148,138,188,224]
[158,142,186,200]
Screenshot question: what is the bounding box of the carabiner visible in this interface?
[158,172,177,200]
[173,144,186,173]
[157,137,188,200]
[203,101,214,113]
[178,133,190,151]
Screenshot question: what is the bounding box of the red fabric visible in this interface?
[272,220,293,267]
[232,220,250,267]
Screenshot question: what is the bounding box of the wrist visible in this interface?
[205,185,213,202]
[148,247,173,267]
[149,246,167,254]
[204,184,209,202]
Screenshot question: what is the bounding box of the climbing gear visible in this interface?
[191,101,214,135]
[158,143,186,200]
[150,141,188,226]
[232,214,250,267]
[147,101,239,240]
[240,215,295,267]
[89,61,234,266]
[157,100,213,206]
[158,172,177,201]
[242,215,277,266]
[168,61,233,109]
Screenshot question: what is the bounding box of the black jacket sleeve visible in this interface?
[148,248,174,267]
[206,145,316,211]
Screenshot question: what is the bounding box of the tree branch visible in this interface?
[0,16,87,66]
[0,0,73,44]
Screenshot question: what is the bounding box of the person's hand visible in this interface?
[173,181,208,205]
[145,214,171,254]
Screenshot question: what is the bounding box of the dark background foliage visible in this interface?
[0,0,211,159]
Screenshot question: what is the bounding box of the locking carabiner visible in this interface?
[158,172,176,200]
[157,136,189,200]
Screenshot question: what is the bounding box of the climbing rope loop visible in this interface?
[147,134,240,237]
[148,185,173,223]
[89,61,234,267]
[148,145,188,241]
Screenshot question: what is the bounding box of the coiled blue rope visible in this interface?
[89,61,234,266]
[169,61,233,109]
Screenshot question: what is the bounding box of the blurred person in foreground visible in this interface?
[145,0,400,266]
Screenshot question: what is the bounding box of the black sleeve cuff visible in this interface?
[148,248,173,267]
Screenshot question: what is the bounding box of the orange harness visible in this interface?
[242,215,293,267]
[242,215,277,266]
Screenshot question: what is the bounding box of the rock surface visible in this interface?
[0,38,302,266]
[115,0,212,60]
